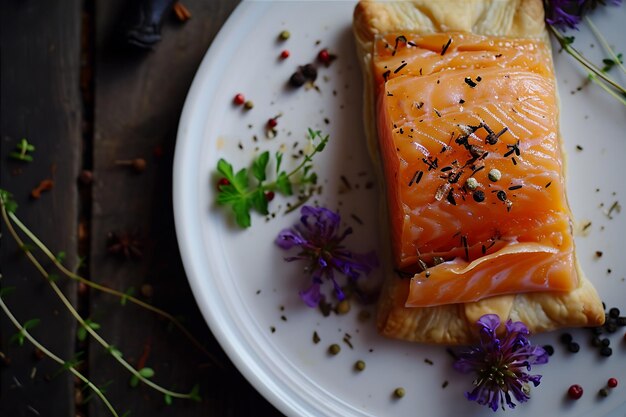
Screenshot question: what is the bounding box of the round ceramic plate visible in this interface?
[173,1,626,416]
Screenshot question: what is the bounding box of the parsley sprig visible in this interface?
[216,128,328,228]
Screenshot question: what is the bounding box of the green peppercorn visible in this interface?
[355,360,366,371]
[599,388,609,397]
[279,30,290,40]
[244,100,254,110]
[393,387,406,398]
[335,299,351,315]
[488,168,501,182]
[466,177,479,190]
[328,343,341,355]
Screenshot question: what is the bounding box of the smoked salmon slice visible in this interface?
[373,32,578,307]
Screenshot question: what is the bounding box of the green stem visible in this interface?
[589,72,626,105]
[0,206,199,400]
[549,25,626,97]
[0,296,119,417]
[585,16,626,77]
[6,211,222,368]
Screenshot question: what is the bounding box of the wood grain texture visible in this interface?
[90,1,283,415]
[0,1,82,416]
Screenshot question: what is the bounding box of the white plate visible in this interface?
[173,2,626,416]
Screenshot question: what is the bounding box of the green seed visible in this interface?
[488,168,501,182]
[328,343,341,355]
[393,387,405,398]
[335,299,351,315]
[355,360,366,371]
[466,177,479,190]
[279,30,290,40]
[244,100,254,110]
[599,388,609,397]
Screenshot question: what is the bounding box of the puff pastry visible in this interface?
[353,0,605,344]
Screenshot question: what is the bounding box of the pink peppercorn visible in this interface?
[233,93,245,105]
[568,385,583,400]
[608,378,618,388]
[280,50,290,59]
[317,48,330,64]
[267,118,278,128]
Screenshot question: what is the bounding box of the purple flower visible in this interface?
[453,314,549,412]
[545,0,623,30]
[275,206,378,307]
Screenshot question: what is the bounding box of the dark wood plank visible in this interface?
[90,1,283,415]
[0,1,82,415]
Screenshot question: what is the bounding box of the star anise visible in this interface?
[107,230,142,260]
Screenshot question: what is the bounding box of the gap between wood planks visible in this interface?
[76,0,95,416]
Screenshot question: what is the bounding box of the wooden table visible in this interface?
[0,1,283,415]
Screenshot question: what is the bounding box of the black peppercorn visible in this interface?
[289,71,306,87]
[600,346,612,357]
[609,307,620,318]
[472,190,485,202]
[568,342,580,353]
[591,336,602,347]
[543,344,554,356]
[560,333,573,344]
[302,64,317,81]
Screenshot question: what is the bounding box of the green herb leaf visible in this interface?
[232,198,251,228]
[107,345,123,358]
[55,251,66,263]
[164,394,173,406]
[120,287,135,306]
[9,138,35,162]
[139,367,155,378]
[563,36,575,45]
[0,189,18,213]
[249,189,268,215]
[0,286,16,298]
[251,151,270,182]
[275,152,283,174]
[189,384,202,402]
[276,172,292,195]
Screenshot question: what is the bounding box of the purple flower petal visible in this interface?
[277,205,378,307]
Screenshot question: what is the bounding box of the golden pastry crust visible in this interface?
[353,0,605,345]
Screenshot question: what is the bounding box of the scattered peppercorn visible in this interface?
[599,388,609,397]
[217,178,230,190]
[335,299,351,315]
[568,342,580,353]
[567,384,583,399]
[233,93,245,105]
[601,338,610,347]
[354,360,366,371]
[318,49,331,64]
[607,378,618,388]
[488,168,501,182]
[78,170,93,185]
[302,64,317,81]
[591,336,602,347]
[267,118,278,128]
[280,50,290,59]
[472,190,485,202]
[609,307,620,318]
[600,346,612,357]
[466,177,479,190]
[560,333,573,344]
[328,344,341,355]
[265,191,275,202]
[279,30,290,41]
[244,100,254,110]
[289,71,306,87]
[393,387,406,398]
[543,344,554,356]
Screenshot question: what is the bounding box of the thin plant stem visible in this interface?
[585,16,626,76]
[589,72,626,105]
[6,210,222,368]
[0,296,120,417]
[1,205,197,400]
[549,25,626,98]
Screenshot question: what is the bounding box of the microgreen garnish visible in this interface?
[545,0,626,105]
[453,314,549,411]
[9,138,35,162]
[216,128,327,228]
[275,205,378,307]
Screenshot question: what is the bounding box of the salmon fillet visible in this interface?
[373,32,578,306]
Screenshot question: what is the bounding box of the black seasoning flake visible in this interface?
[476,76,482,82]
[459,99,465,104]
[495,53,503,58]
[280,315,287,321]
[441,38,452,55]
[434,108,442,117]
[511,157,517,165]
[582,221,592,231]
[351,214,364,225]
[340,175,352,190]
[576,145,583,151]
[545,181,552,188]
[387,91,394,96]
[442,381,449,389]
[424,358,434,365]
[447,189,457,205]
[464,77,477,88]
[596,251,603,258]
[238,142,244,150]
[508,185,522,191]
[383,70,391,81]
[392,35,407,55]
[441,166,453,172]
[313,331,320,344]
[497,190,507,201]
[394,61,408,74]
[415,101,424,109]
[270,326,276,333]
[343,336,354,349]
[461,235,469,260]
